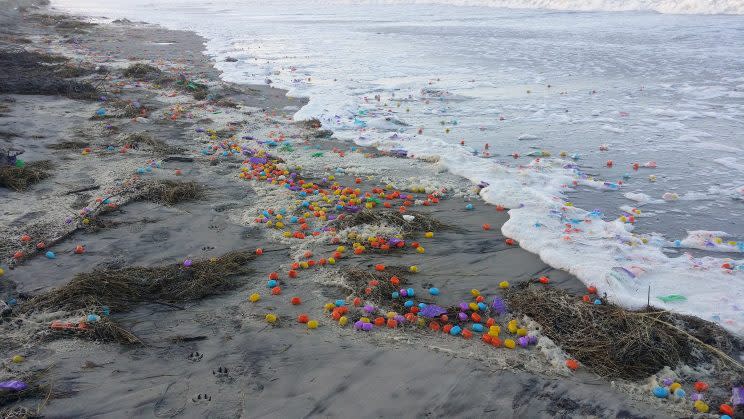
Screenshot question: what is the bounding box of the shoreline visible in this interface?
[0,1,741,417]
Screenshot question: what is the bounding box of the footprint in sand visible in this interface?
[212,366,229,378]
[188,351,203,362]
[191,393,211,404]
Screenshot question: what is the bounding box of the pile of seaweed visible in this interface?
[333,210,446,239]
[0,161,52,191]
[0,50,98,99]
[506,282,744,380]
[19,251,255,314]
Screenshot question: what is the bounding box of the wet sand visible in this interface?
[0,1,737,418]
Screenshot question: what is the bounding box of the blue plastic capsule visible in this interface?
[45,251,55,259]
[391,291,399,299]
[334,299,345,307]
[429,287,440,296]
[406,288,414,297]
[404,300,414,308]
[465,203,474,210]
[450,325,462,336]
[472,323,484,332]
[477,302,487,311]
[267,280,277,288]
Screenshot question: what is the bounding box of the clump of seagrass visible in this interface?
[0,161,52,191]
[135,180,203,206]
[44,317,142,346]
[19,251,254,314]
[122,63,160,79]
[505,283,742,380]
[340,266,410,313]
[333,210,446,238]
[123,132,181,155]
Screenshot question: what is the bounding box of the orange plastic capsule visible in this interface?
[375,264,385,271]
[271,286,281,295]
[291,297,301,305]
[374,317,385,326]
[298,314,309,323]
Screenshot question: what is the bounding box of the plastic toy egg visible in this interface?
[499,281,509,289]
[565,359,578,370]
[339,316,348,326]
[465,203,474,210]
[291,297,302,305]
[45,251,56,259]
[652,387,669,398]
[424,232,433,238]
[504,339,516,349]
[693,400,708,413]
[11,355,24,363]
[307,320,319,329]
[249,293,260,302]
[429,287,440,296]
[265,314,277,323]
[488,325,500,337]
[409,265,419,273]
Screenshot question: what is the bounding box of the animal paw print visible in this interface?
[188,352,203,362]
[201,246,215,251]
[212,366,229,378]
[191,393,211,404]
[208,224,220,230]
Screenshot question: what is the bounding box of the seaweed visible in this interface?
[505,283,743,380]
[0,161,52,191]
[18,251,255,314]
[332,210,447,238]
[122,63,160,79]
[135,180,203,206]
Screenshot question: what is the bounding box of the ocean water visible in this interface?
[54,0,744,334]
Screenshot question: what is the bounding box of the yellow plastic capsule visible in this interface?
[265,313,277,324]
[324,303,335,311]
[488,325,500,337]
[339,316,348,326]
[468,302,479,311]
[669,382,681,393]
[499,281,509,289]
[517,328,528,337]
[283,231,292,238]
[0,267,4,277]
[470,289,480,297]
[248,293,261,302]
[416,246,425,254]
[386,311,396,319]
[328,257,336,265]
[11,355,24,363]
[307,320,318,329]
[693,401,709,413]
[360,317,370,323]
[409,265,419,273]
[504,339,516,349]
[508,320,518,334]
[337,246,346,253]
[275,221,285,229]
[424,232,434,238]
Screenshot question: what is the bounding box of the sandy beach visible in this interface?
[0,1,742,418]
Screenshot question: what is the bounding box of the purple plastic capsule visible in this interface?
[528,335,538,345]
[363,305,375,313]
[361,323,373,331]
[690,392,702,401]
[458,312,468,321]
[0,380,28,391]
[394,315,406,323]
[183,259,193,267]
[518,337,529,348]
[459,302,469,311]
[400,289,408,297]
[662,378,673,386]
[354,320,364,329]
